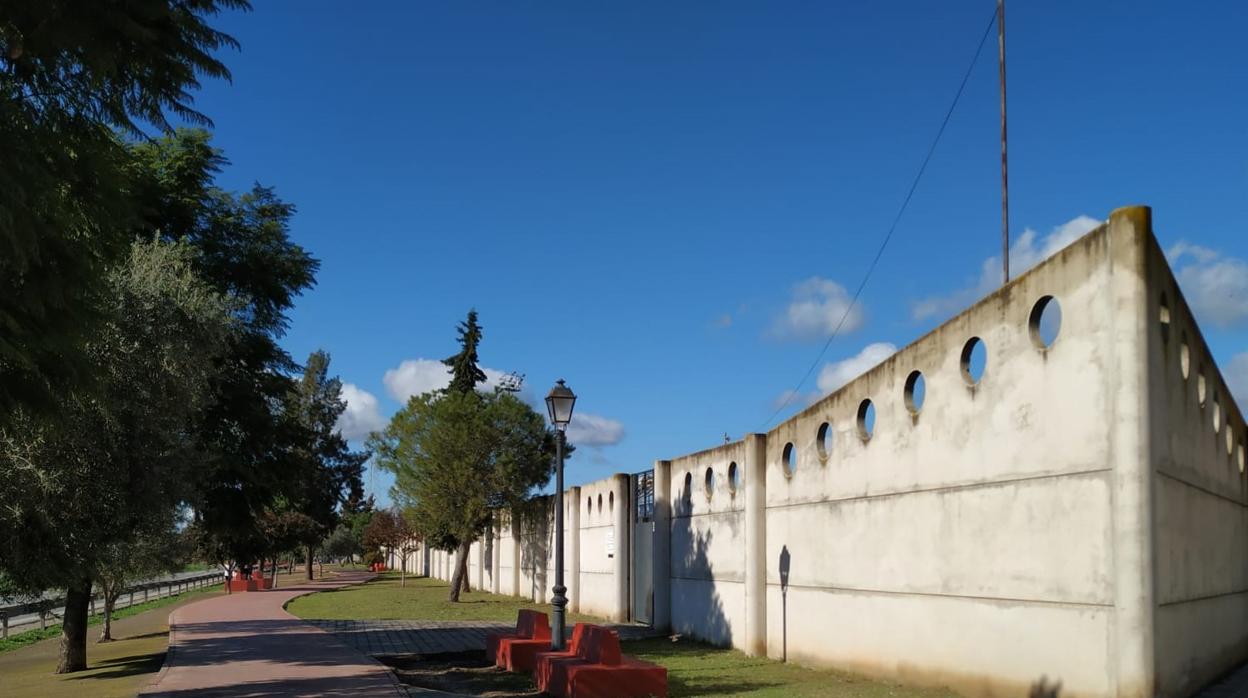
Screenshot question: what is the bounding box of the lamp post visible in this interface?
[545,379,577,650]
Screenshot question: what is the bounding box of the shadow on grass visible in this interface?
[626,637,785,698]
[68,650,166,681]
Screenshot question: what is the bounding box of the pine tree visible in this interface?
[443,310,487,395]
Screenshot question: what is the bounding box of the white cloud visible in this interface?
[816,342,898,394]
[772,341,899,411]
[911,215,1101,321]
[770,277,865,341]
[1228,352,1248,410]
[566,412,626,448]
[336,383,387,441]
[1167,243,1248,329]
[382,358,506,403]
[712,313,733,329]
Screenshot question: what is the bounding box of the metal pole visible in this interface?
[551,430,568,650]
[998,0,1010,284]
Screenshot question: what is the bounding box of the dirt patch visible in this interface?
[381,651,542,697]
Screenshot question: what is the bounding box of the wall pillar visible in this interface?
[653,459,672,632]
[476,536,485,591]
[492,515,502,594]
[612,474,631,622]
[744,433,768,657]
[568,485,581,613]
[511,509,521,597]
[1108,205,1155,697]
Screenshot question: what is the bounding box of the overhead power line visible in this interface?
[759,6,1000,431]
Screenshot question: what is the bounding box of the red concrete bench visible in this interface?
[535,624,667,698]
[533,623,591,689]
[486,610,550,669]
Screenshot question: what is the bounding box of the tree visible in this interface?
[370,389,556,602]
[96,525,187,642]
[0,0,248,423]
[127,129,321,575]
[362,509,416,586]
[443,310,487,395]
[284,351,368,579]
[321,524,361,566]
[0,239,235,672]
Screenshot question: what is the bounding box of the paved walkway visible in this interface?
[309,618,662,658]
[141,571,405,698]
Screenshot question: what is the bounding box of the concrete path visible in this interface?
[141,571,405,697]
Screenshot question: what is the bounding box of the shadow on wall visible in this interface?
[1030,676,1062,697]
[515,497,552,602]
[669,511,733,647]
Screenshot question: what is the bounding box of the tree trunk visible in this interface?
[306,545,314,580]
[459,552,470,593]
[447,540,471,602]
[270,557,279,588]
[399,552,406,587]
[98,586,119,643]
[57,578,92,673]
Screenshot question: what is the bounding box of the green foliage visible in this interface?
[0,0,248,422]
[320,524,361,563]
[125,130,321,567]
[282,350,368,542]
[369,390,555,553]
[442,310,487,395]
[0,239,236,594]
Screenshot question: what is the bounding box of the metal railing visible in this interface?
[0,570,221,640]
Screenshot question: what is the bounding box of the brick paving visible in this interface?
[309,618,662,658]
[141,570,404,697]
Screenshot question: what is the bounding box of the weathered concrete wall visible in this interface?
[393,206,1242,697]
[1145,219,1248,697]
[669,441,748,649]
[653,206,1241,697]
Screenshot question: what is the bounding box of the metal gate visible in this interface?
[630,470,655,625]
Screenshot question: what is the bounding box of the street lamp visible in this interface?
[545,379,576,650]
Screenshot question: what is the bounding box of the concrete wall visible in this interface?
[1145,217,1248,697]
[390,207,1242,696]
[669,441,748,648]
[651,207,1246,697]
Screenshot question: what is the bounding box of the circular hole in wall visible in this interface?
[1212,394,1222,432]
[816,422,832,462]
[782,442,796,477]
[704,467,715,498]
[586,496,592,513]
[1198,372,1207,407]
[728,462,740,494]
[1029,296,1062,349]
[1159,294,1171,344]
[1240,440,1246,473]
[1180,334,1191,379]
[597,494,602,512]
[857,399,876,440]
[961,337,987,386]
[683,472,693,505]
[904,370,926,414]
[1227,428,1235,457]
[609,491,614,512]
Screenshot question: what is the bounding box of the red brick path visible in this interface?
[141,570,404,697]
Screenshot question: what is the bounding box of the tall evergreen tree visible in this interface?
[284,350,368,579]
[443,310,487,395]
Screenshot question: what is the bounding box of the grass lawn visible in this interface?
[0,589,222,698]
[286,571,604,624]
[628,637,960,698]
[293,573,961,698]
[0,582,219,654]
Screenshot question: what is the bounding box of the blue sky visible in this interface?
[187,2,1248,504]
